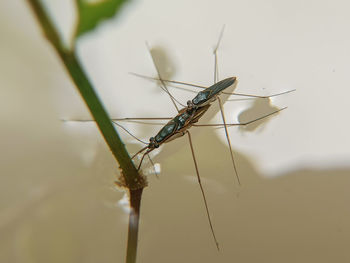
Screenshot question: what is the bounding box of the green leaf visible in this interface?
[75,0,128,38]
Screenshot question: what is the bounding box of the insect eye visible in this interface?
[149,137,158,148]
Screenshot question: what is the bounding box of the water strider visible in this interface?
[131,77,237,170]
[68,27,293,250]
[126,76,239,250]
[110,28,292,250]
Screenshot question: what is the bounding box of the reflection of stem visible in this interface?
[126,189,143,263]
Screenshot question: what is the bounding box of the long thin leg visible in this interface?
[63,118,150,145]
[63,117,172,122]
[147,154,159,178]
[112,117,171,126]
[112,121,148,145]
[112,117,172,121]
[65,117,171,126]
[112,117,171,125]
[230,89,296,98]
[132,148,149,173]
[131,72,296,98]
[137,152,147,171]
[217,97,241,185]
[146,43,183,112]
[212,27,241,185]
[130,72,207,89]
[193,107,287,127]
[213,25,225,83]
[187,131,219,251]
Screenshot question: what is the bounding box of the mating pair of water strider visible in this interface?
[132,77,237,171]
[73,30,294,249]
[126,35,292,184]
[124,72,292,250]
[130,75,289,182]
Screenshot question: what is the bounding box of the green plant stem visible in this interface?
[26,0,142,188]
[26,1,144,262]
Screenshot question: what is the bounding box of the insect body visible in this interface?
[130,77,237,250]
[67,31,292,251]
[188,77,236,109]
[149,105,210,148]
[133,77,237,169]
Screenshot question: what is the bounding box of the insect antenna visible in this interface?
[131,145,148,159]
[111,122,156,171]
[63,118,149,145]
[187,131,219,251]
[113,121,158,174]
[112,121,148,145]
[129,146,150,172]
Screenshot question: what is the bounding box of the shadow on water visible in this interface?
[238,97,281,132]
[148,45,177,93]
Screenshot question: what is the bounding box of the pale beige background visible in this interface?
[1,0,350,262]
